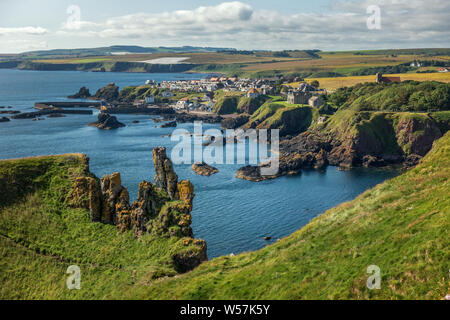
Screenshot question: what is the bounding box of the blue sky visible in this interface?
[0,0,448,53]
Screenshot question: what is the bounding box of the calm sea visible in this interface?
[0,69,399,258]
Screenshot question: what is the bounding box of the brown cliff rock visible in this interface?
[100,172,131,224]
[69,148,207,271]
[68,176,102,222]
[153,147,178,199]
[192,162,219,176]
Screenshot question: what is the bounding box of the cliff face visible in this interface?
[140,133,450,301]
[237,110,450,181]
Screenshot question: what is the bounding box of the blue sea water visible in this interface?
[0,69,399,258]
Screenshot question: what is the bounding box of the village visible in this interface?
[127,75,329,114]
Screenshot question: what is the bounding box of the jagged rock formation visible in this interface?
[68,147,207,271]
[94,83,119,102]
[221,115,250,129]
[89,113,125,130]
[175,113,223,124]
[68,176,102,222]
[153,147,179,200]
[68,86,91,99]
[192,162,219,176]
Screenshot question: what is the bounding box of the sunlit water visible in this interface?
[0,69,399,258]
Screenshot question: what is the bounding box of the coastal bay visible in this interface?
[0,69,399,258]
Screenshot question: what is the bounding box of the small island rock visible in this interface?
[68,86,91,99]
[89,113,125,130]
[192,162,219,176]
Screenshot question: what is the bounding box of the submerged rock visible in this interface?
[0,117,10,123]
[192,162,219,176]
[89,113,125,130]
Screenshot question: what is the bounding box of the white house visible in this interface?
[176,98,189,110]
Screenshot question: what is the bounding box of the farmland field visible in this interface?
[294,72,450,91]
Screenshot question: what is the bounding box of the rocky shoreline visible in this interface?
[236,113,447,182]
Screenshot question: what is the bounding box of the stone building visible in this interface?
[309,96,324,108]
[287,91,311,105]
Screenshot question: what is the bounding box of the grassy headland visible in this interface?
[131,131,450,300]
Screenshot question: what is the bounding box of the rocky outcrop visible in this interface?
[94,83,119,102]
[172,239,208,273]
[175,113,223,124]
[0,117,10,122]
[153,147,179,200]
[395,116,442,156]
[46,113,66,118]
[68,147,207,271]
[68,176,102,222]
[192,162,219,176]
[89,113,125,130]
[68,86,91,99]
[236,111,449,182]
[160,121,177,128]
[0,110,20,115]
[221,115,250,129]
[99,172,131,225]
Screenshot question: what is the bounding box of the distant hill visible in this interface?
[19,46,236,59]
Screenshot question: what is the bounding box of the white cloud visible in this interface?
[0,39,48,53]
[51,0,449,50]
[5,1,449,52]
[0,27,48,36]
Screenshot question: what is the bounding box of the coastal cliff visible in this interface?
[136,131,450,300]
[0,149,207,299]
[5,61,198,73]
[236,81,450,181]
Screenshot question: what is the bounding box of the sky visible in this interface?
[0,0,448,53]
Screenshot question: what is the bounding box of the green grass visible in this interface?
[1,133,449,299]
[0,155,204,299]
[130,132,450,300]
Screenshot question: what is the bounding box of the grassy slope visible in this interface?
[131,132,450,300]
[0,155,202,300]
[1,135,448,300]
